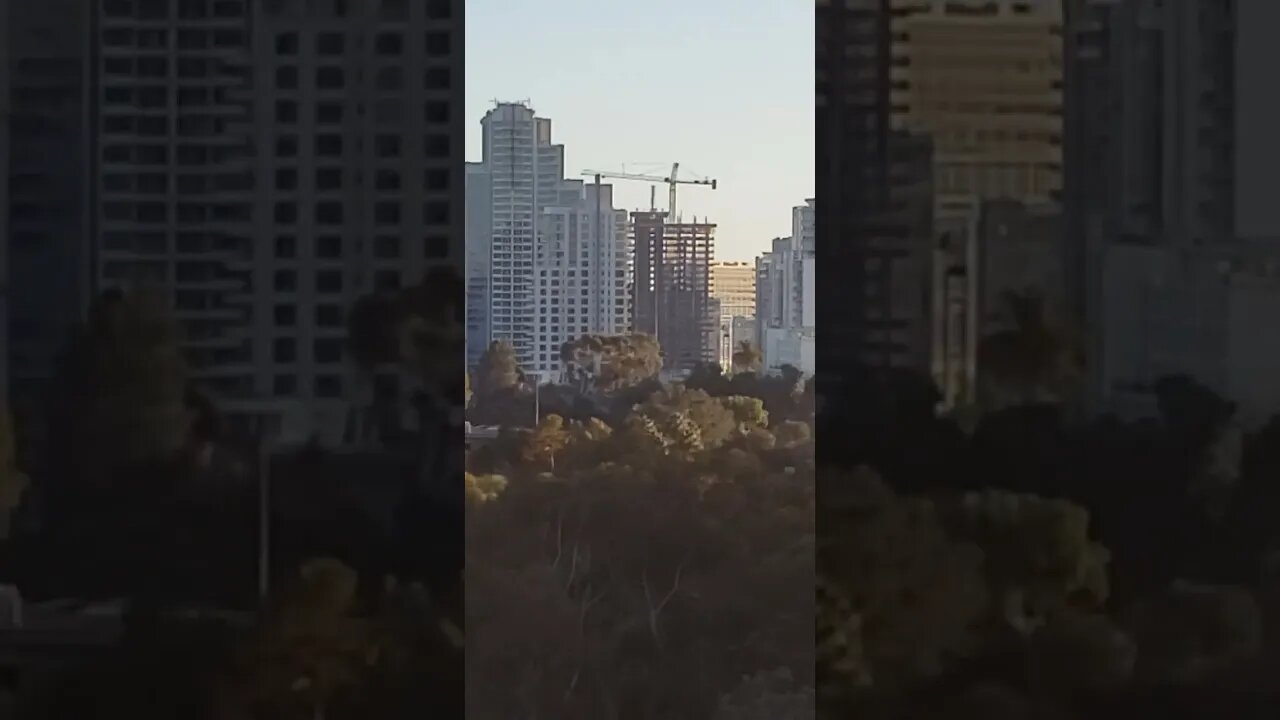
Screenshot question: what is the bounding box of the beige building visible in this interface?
[710,261,757,371]
[890,0,1063,206]
[710,261,757,318]
[890,0,1063,405]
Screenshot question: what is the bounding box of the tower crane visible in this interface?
[581,163,717,222]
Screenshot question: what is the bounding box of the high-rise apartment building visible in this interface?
[709,262,756,318]
[531,180,629,375]
[631,211,716,374]
[472,102,561,369]
[891,0,1063,206]
[244,0,458,434]
[467,102,630,376]
[755,211,816,377]
[1065,0,1280,417]
[817,0,936,377]
[464,162,492,366]
[710,261,756,371]
[3,0,95,420]
[5,0,462,445]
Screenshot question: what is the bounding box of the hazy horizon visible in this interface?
[465,0,814,262]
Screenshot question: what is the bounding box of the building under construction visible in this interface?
[631,212,717,373]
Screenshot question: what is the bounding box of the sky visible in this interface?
[465,0,814,263]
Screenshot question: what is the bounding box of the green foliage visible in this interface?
[561,333,663,393]
[466,375,814,718]
[731,341,763,374]
[54,289,192,481]
[474,340,522,397]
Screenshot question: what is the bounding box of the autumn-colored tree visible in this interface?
[561,333,662,393]
[978,290,1084,407]
[474,340,523,397]
[229,559,378,720]
[50,288,192,485]
[732,341,763,374]
[466,380,814,718]
[522,414,571,470]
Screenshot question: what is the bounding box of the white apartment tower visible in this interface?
[471,102,629,376]
[16,0,463,444]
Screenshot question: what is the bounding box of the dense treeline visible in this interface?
[819,366,1280,719]
[465,339,816,719]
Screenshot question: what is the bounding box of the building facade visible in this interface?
[817,0,936,379]
[3,0,95,420]
[5,0,463,446]
[1065,0,1280,415]
[710,261,757,371]
[891,0,1063,207]
[631,211,716,374]
[467,103,630,377]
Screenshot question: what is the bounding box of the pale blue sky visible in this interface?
[465,0,813,262]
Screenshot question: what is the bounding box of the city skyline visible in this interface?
[464,0,813,263]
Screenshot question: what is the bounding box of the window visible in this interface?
[424,202,449,224]
[273,338,297,363]
[374,235,400,258]
[138,0,168,19]
[375,98,403,124]
[104,58,133,76]
[316,134,343,156]
[274,270,298,291]
[424,67,449,89]
[274,235,297,258]
[276,100,298,123]
[376,33,403,55]
[315,201,344,224]
[375,270,401,291]
[276,135,298,157]
[104,0,133,17]
[424,234,448,258]
[315,375,342,398]
[375,202,400,225]
[316,305,343,327]
[426,31,450,56]
[375,170,400,190]
[381,0,408,19]
[316,32,344,55]
[376,67,403,91]
[275,202,298,223]
[316,236,342,258]
[425,168,448,190]
[316,270,343,293]
[375,135,401,157]
[276,168,298,190]
[314,339,343,364]
[137,58,167,78]
[273,375,297,396]
[177,146,207,165]
[426,0,451,20]
[316,103,343,124]
[317,66,344,89]
[425,100,448,124]
[276,32,299,55]
[276,66,299,89]
[425,133,449,157]
[274,304,297,326]
[178,0,207,18]
[316,167,342,190]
